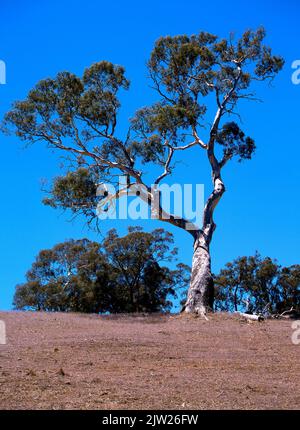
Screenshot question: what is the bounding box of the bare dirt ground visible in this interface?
[0,311,299,410]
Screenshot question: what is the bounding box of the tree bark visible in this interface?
[183,174,225,316]
[184,233,214,315]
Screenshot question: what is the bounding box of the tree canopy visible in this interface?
[2,28,284,235]
[3,28,284,315]
[13,227,190,313]
[214,253,300,313]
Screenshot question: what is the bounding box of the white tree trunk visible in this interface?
[184,233,214,315]
[183,170,225,315]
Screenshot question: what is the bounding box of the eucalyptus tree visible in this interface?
[3,28,283,315]
[214,254,300,314]
[13,228,188,313]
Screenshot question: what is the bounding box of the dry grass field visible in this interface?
[0,311,299,410]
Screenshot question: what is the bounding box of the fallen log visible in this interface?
[238,312,264,322]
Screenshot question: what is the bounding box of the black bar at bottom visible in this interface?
[0,410,299,427]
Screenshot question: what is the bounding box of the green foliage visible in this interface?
[13,228,190,313]
[137,27,284,160]
[216,122,256,162]
[2,28,284,187]
[3,61,129,150]
[214,253,300,313]
[148,28,283,99]
[43,168,97,209]
[129,102,205,162]
[0,29,284,239]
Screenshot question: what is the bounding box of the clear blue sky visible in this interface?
[0,0,299,310]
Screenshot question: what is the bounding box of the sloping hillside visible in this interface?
[0,311,299,409]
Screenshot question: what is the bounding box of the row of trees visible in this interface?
[214,253,300,314]
[14,228,190,313]
[14,229,299,314]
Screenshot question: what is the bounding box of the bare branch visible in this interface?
[154,145,174,185]
[192,126,207,149]
[172,140,198,151]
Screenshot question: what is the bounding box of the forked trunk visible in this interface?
[184,233,214,315]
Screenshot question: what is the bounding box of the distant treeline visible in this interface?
[14,228,190,313]
[14,228,299,314]
[214,253,300,314]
